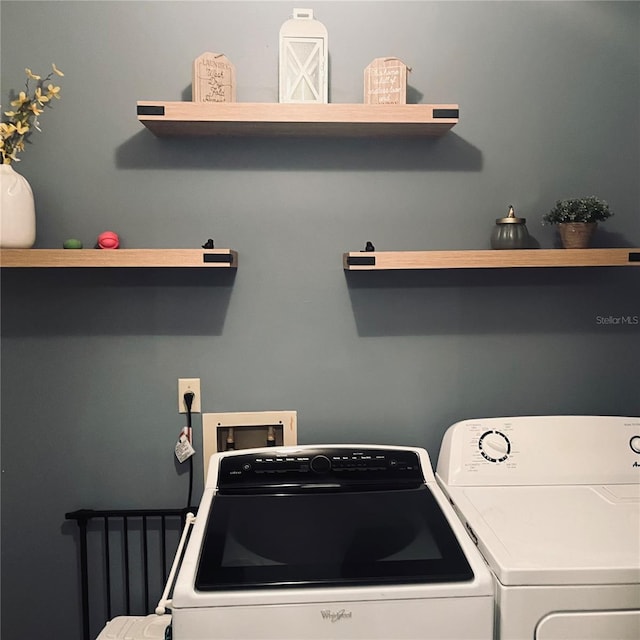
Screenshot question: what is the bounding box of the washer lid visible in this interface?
[451,484,640,586]
[194,485,476,592]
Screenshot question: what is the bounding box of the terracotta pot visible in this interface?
[557,222,597,249]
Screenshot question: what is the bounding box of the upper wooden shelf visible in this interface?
[137,102,459,137]
[343,249,640,270]
[0,249,238,268]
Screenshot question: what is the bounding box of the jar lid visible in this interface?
[496,205,526,224]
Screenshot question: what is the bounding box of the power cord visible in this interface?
[183,391,195,509]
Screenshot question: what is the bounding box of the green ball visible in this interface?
[63,239,83,249]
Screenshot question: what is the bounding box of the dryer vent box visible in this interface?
[202,411,298,482]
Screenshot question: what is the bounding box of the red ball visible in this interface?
[97,231,120,249]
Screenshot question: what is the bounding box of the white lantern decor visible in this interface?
[279,8,328,103]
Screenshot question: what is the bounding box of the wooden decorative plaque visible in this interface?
[364,57,410,105]
[192,52,236,103]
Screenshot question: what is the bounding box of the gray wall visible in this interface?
[1,1,639,639]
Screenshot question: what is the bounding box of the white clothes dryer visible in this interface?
[436,415,640,640]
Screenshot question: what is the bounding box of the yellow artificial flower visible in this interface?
[47,84,61,99]
[4,147,20,163]
[34,87,50,105]
[1,65,64,164]
[10,91,28,108]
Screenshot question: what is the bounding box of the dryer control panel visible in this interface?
[436,415,640,486]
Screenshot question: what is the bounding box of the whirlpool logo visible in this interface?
[321,609,353,623]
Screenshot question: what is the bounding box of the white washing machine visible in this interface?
[435,415,640,640]
[162,444,494,639]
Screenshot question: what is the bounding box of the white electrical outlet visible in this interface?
[178,378,201,413]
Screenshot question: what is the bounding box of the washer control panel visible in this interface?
[436,415,640,486]
[217,447,425,493]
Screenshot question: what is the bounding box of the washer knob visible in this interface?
[310,455,331,473]
[630,436,640,454]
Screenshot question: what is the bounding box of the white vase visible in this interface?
[0,164,36,248]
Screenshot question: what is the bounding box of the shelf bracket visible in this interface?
[203,253,234,264]
[137,104,165,116]
[433,108,459,119]
[347,255,376,267]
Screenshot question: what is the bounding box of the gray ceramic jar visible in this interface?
[491,205,531,249]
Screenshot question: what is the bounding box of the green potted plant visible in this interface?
[542,196,613,249]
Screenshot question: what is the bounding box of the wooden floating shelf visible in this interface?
[137,101,459,137]
[343,249,640,270]
[0,249,238,268]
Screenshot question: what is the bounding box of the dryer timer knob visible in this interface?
[630,436,640,454]
[478,430,511,463]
